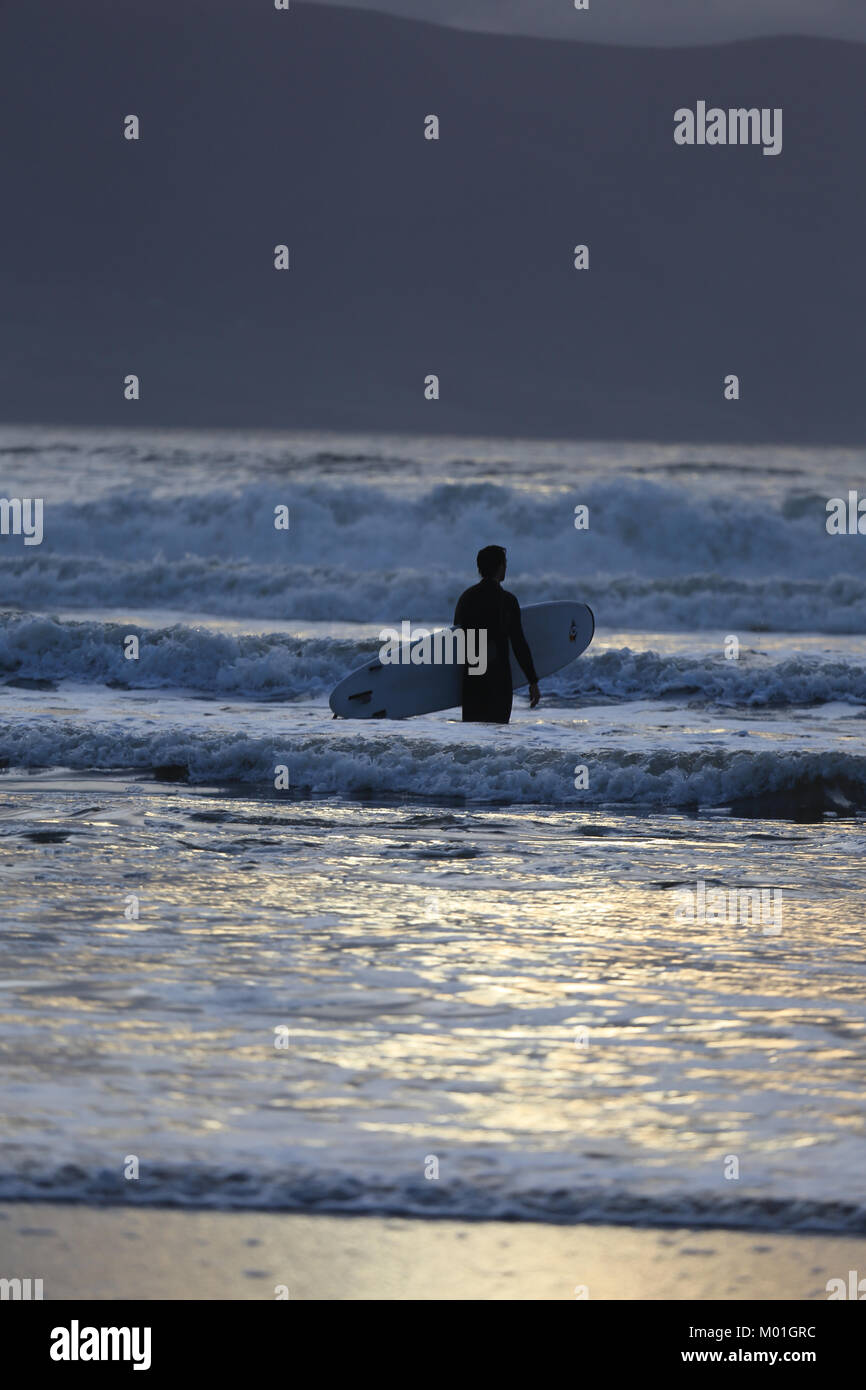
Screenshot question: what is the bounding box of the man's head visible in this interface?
[477,545,506,581]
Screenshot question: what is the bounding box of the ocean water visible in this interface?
[1,424,866,1231]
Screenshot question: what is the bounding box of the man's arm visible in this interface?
[506,594,540,698]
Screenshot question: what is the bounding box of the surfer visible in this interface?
[453,546,540,723]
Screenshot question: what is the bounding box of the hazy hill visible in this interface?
[1,0,863,443]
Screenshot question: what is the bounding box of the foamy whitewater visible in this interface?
[1,425,865,1232]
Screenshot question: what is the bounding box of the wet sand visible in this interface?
[1,1204,863,1300]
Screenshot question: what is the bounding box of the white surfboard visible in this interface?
[329,600,594,719]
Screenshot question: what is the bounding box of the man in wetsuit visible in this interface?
[453,545,540,723]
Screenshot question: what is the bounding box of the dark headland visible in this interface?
[2,0,864,444]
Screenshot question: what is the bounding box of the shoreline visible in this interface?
[2,1204,864,1300]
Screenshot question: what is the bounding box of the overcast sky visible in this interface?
[304,0,866,46]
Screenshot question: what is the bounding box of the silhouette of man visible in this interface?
[453,545,540,723]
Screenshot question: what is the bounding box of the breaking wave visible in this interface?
[1,467,865,630]
[2,614,866,706]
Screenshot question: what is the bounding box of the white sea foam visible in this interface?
[1,707,864,809]
[2,614,866,706]
[1,429,865,630]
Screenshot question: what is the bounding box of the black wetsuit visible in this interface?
[453,579,538,723]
